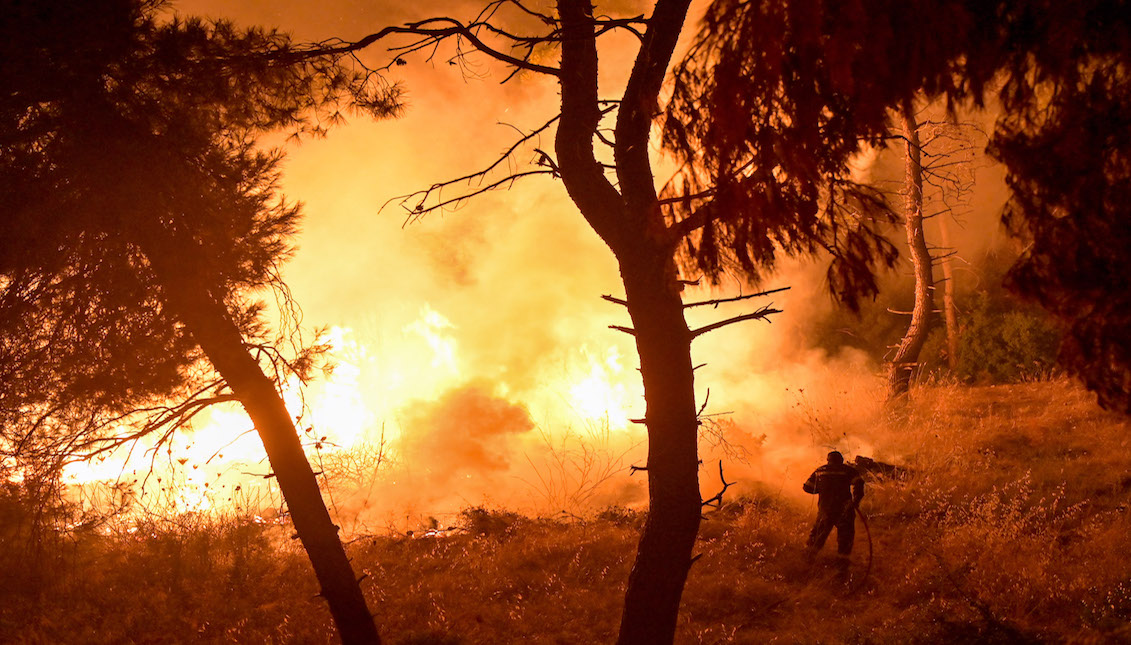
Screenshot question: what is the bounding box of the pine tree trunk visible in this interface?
[554,2,698,641]
[615,254,701,645]
[888,107,935,399]
[139,235,380,645]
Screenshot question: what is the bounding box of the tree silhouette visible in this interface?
[990,26,1131,412]
[0,1,397,642]
[303,1,902,641]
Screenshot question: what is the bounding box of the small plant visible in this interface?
[457,506,524,538]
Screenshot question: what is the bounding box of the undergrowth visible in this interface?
[3,380,1129,643]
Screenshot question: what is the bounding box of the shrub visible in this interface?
[957,292,1062,382]
[921,291,1062,384]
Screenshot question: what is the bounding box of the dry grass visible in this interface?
[3,379,1130,643]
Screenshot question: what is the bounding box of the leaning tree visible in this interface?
[0,1,398,641]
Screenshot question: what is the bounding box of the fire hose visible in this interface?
[847,503,873,594]
[827,500,873,593]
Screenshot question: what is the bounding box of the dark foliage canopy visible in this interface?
[0,0,398,463]
[661,0,993,307]
[665,0,1131,412]
[995,62,1131,412]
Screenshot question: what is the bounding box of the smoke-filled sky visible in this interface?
[80,0,1016,529]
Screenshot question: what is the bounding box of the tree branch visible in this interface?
[395,169,557,222]
[689,305,782,339]
[682,286,790,309]
[701,460,733,510]
[293,18,561,77]
[601,294,629,306]
[613,0,693,212]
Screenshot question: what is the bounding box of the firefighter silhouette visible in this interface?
[803,450,864,563]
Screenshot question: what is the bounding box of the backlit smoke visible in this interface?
[64,0,1017,533]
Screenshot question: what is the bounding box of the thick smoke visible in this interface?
[396,382,534,486]
[106,1,1020,532]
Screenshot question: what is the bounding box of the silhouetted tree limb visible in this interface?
[689,305,783,339]
[700,461,733,510]
[682,286,790,309]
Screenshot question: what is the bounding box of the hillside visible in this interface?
[3,379,1129,644]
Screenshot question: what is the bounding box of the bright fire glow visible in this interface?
[62,304,646,521]
[568,345,632,428]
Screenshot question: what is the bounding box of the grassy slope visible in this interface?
[4,380,1131,644]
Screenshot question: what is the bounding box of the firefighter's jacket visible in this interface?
[803,463,865,511]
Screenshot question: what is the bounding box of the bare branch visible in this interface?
[499,0,558,25]
[398,169,557,223]
[682,286,790,309]
[293,17,561,77]
[689,305,782,339]
[701,460,734,509]
[601,294,629,306]
[696,388,710,417]
[383,103,612,222]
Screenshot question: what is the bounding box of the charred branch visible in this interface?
[601,294,629,307]
[701,460,733,510]
[384,113,570,220]
[403,169,557,223]
[682,286,790,309]
[696,388,710,417]
[301,20,561,78]
[689,305,781,339]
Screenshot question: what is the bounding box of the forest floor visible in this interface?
[4,379,1131,644]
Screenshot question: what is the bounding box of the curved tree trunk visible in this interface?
[888,106,934,399]
[139,232,380,645]
[555,1,699,642]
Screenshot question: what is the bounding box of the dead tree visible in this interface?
[888,100,984,397]
[888,104,934,398]
[937,215,960,370]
